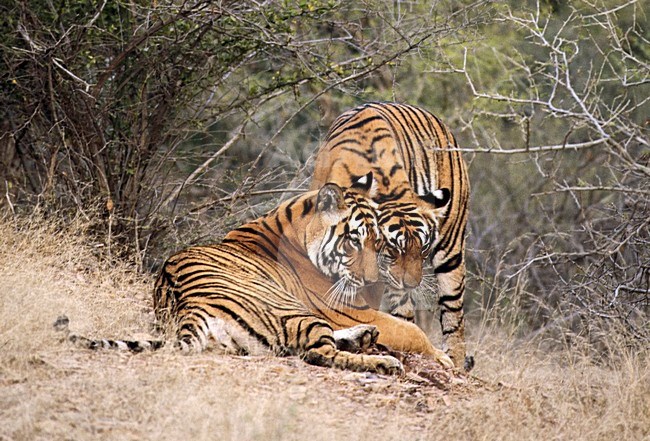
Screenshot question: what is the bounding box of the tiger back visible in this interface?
[311,102,470,368]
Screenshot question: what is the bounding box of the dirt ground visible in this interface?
[1,218,648,440]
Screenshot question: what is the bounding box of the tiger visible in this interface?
[310,102,471,370]
[55,178,453,372]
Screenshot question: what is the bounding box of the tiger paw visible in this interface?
[432,349,455,369]
[369,354,404,375]
[333,325,379,352]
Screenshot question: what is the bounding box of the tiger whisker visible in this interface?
[324,277,358,309]
[342,281,358,306]
[410,280,438,310]
[422,273,438,282]
[324,278,347,309]
[323,280,341,309]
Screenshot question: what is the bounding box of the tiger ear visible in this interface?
[419,188,450,208]
[317,183,345,213]
[350,172,373,193]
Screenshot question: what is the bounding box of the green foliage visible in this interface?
[1,0,487,260]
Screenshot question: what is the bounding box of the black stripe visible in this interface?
[438,292,462,304]
[434,252,463,274]
[126,340,145,352]
[211,304,273,348]
[441,324,460,335]
[341,146,372,160]
[389,164,402,177]
[326,110,360,140]
[437,207,467,257]
[410,109,434,191]
[274,215,284,235]
[180,321,201,339]
[176,267,217,284]
[338,115,383,133]
[304,320,331,339]
[440,302,464,312]
[284,203,293,223]
[301,199,314,216]
[328,138,362,151]
[376,187,408,204]
[228,226,279,259]
[304,336,336,351]
[383,104,420,191]
[370,133,391,148]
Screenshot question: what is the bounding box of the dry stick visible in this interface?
[189,188,305,215]
[534,186,650,196]
[161,123,246,210]
[107,209,112,260]
[437,138,610,154]
[106,198,114,261]
[244,28,444,183]
[92,2,212,99]
[4,181,15,215]
[134,212,142,272]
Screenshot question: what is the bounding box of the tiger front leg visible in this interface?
[436,261,469,370]
[355,310,455,369]
[301,322,403,375]
[303,344,403,375]
[332,324,380,352]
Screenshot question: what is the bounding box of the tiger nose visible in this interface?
[403,271,422,289]
[364,265,380,283]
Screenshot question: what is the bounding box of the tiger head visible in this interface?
[377,189,450,289]
[305,175,382,293]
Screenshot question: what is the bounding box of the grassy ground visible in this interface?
[1,216,648,441]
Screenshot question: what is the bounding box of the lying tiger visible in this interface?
[56,177,453,373]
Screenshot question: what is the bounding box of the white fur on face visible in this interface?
[382,224,403,250]
[307,208,349,277]
[348,213,367,241]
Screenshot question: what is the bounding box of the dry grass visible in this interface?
[1,215,648,441]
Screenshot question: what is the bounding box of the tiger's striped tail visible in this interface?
[54,315,165,353]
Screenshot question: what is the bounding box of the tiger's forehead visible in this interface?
[340,191,380,235]
[343,191,378,211]
[345,194,378,219]
[377,200,420,218]
[376,202,433,247]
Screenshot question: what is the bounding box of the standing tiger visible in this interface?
[311,102,471,369]
[56,178,453,372]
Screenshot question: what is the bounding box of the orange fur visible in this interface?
[311,102,470,368]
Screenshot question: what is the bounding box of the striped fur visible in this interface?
[311,102,470,368]
[56,181,453,370]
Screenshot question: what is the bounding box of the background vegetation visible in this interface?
[1,0,647,383]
